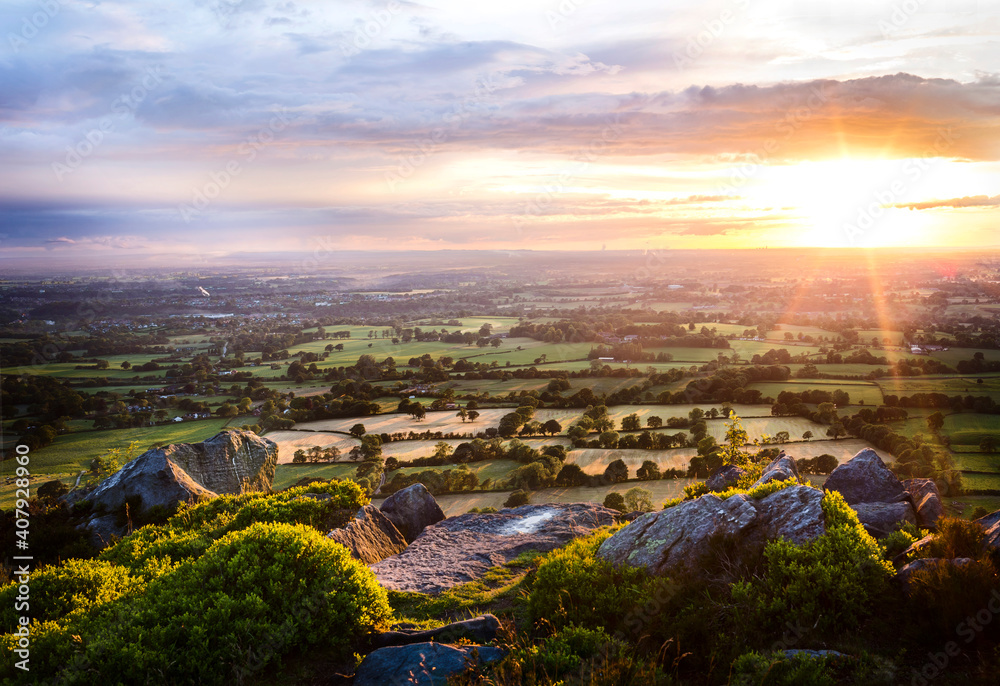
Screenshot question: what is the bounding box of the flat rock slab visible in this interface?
[371,503,617,594]
[353,643,504,686]
[975,508,1000,550]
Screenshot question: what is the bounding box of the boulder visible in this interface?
[852,501,917,539]
[752,453,799,488]
[706,464,745,492]
[86,430,277,516]
[597,485,826,576]
[975,508,1000,551]
[896,557,974,589]
[902,478,944,529]
[379,483,445,543]
[372,503,617,594]
[78,514,127,549]
[373,615,502,649]
[327,504,407,564]
[823,448,905,506]
[353,642,504,686]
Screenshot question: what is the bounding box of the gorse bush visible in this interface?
[731,491,894,637]
[0,480,387,684]
[101,479,365,576]
[921,517,988,559]
[1,523,391,685]
[528,527,657,634]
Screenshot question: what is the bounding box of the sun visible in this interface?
[748,159,952,247]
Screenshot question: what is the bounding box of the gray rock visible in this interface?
[975,508,1000,551]
[706,464,745,492]
[902,478,944,529]
[371,503,617,594]
[852,501,917,538]
[896,557,974,588]
[379,483,445,543]
[87,430,277,516]
[752,453,799,488]
[896,533,935,565]
[353,643,504,686]
[327,504,407,564]
[597,485,826,575]
[77,514,127,550]
[823,448,905,505]
[373,615,501,649]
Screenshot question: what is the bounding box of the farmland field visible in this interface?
[373,479,697,517]
[749,380,884,406]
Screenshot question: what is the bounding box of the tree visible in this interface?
[490,338,501,348]
[457,408,468,422]
[542,419,562,436]
[598,431,619,449]
[815,453,839,473]
[408,404,427,422]
[467,410,480,422]
[826,423,847,440]
[927,412,945,433]
[360,434,383,460]
[349,423,367,439]
[556,463,589,487]
[646,415,663,429]
[636,460,661,481]
[215,403,238,418]
[621,413,641,432]
[774,431,790,444]
[603,492,626,512]
[802,431,813,441]
[603,459,628,483]
[120,361,131,370]
[504,489,530,508]
[623,487,654,513]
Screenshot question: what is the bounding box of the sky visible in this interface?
[1,0,999,262]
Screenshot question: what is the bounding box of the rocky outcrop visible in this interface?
[353,643,504,686]
[752,453,799,488]
[86,430,278,516]
[853,501,917,538]
[373,615,502,649]
[597,485,826,576]
[327,504,407,564]
[823,448,905,506]
[976,508,1000,550]
[902,478,944,529]
[379,483,445,543]
[371,503,617,594]
[79,514,126,549]
[706,465,745,492]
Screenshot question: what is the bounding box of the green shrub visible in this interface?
[683,481,709,499]
[101,479,365,575]
[730,650,836,686]
[716,478,796,502]
[0,559,141,632]
[528,527,655,633]
[880,528,918,561]
[905,557,999,636]
[734,491,894,637]
[2,522,391,685]
[921,517,988,559]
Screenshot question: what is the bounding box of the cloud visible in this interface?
[895,194,1000,210]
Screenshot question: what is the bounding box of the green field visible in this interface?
[749,381,884,406]
[942,413,1000,447]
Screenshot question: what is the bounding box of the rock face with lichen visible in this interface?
[596,485,826,576]
[86,430,278,516]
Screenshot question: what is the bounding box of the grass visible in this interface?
[942,413,1000,447]
[961,473,1000,492]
